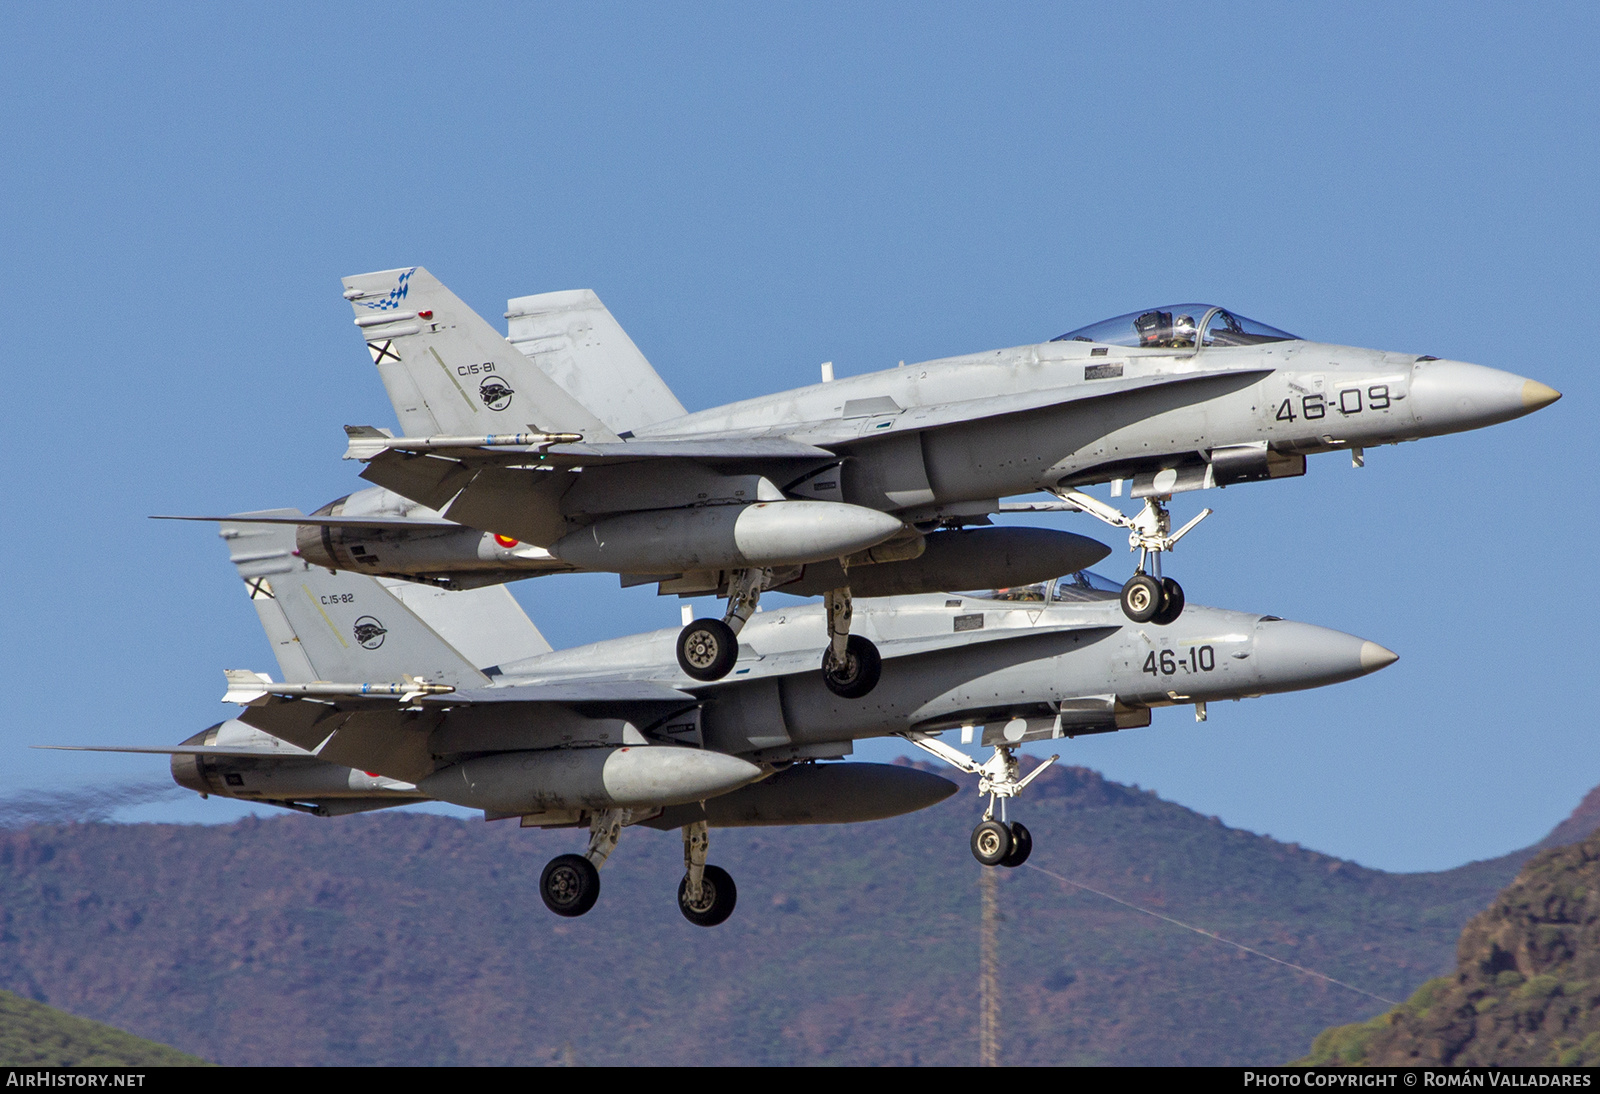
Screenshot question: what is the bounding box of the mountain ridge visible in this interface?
[1,761,1593,1066]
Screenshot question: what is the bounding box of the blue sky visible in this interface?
[0,2,1592,871]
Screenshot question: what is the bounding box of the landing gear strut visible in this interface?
[676,568,769,681]
[536,814,741,925]
[1051,489,1210,626]
[820,587,881,698]
[901,732,1054,868]
[678,820,737,927]
[676,570,881,698]
[539,808,628,918]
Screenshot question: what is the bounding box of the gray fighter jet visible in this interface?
[58,514,1398,926]
[195,268,1543,700]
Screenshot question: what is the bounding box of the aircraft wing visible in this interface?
[347,367,1260,479]
[343,431,837,466]
[346,367,1270,471]
[222,677,697,740]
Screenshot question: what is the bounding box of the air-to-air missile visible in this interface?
[56,517,1396,927]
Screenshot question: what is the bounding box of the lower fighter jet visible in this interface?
[56,516,1397,927]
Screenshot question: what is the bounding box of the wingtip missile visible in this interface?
[221,669,454,705]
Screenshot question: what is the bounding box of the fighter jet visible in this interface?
[206,268,1543,700]
[56,514,1399,926]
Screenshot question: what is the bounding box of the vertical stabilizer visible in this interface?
[219,512,487,690]
[378,579,552,669]
[342,267,621,442]
[505,289,687,435]
[221,512,318,683]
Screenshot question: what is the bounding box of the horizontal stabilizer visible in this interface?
[35,743,319,759]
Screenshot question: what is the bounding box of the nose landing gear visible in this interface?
[902,731,1054,868]
[971,819,1033,868]
[1050,489,1209,625]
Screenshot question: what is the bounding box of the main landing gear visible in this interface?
[901,731,1055,869]
[539,808,625,918]
[536,813,739,927]
[1050,489,1209,626]
[678,820,737,927]
[676,568,882,699]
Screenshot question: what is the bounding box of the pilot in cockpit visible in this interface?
[1132,310,1198,348]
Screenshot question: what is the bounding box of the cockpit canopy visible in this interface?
[1053,305,1298,349]
[961,570,1123,603]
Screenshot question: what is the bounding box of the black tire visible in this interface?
[1121,574,1163,623]
[540,853,600,918]
[1000,822,1033,868]
[970,819,1013,867]
[678,864,737,927]
[677,618,739,681]
[1152,577,1186,626]
[821,634,882,699]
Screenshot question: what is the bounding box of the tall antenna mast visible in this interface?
[980,867,999,1066]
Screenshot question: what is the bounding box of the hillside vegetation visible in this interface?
[0,989,208,1066]
[0,763,1573,1066]
[1303,831,1600,1066]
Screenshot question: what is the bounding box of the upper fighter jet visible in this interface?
[298,269,1555,699]
[54,516,1397,927]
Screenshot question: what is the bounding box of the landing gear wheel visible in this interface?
[678,864,737,927]
[1121,574,1163,623]
[971,819,1014,867]
[1000,822,1033,868]
[540,853,600,917]
[677,618,738,681]
[1152,577,1185,626]
[821,634,882,699]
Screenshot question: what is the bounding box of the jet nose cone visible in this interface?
[1252,620,1397,692]
[1359,641,1399,672]
[1521,379,1562,412]
[1410,360,1560,434]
